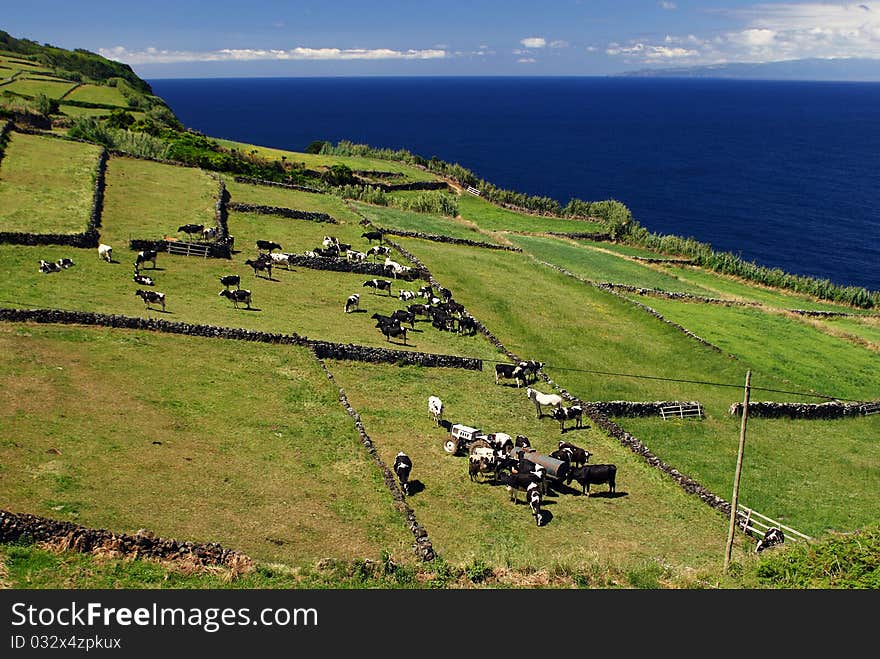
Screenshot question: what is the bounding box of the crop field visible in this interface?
[0,323,414,567]
[3,77,78,99]
[214,138,438,181]
[509,234,716,294]
[100,156,217,245]
[62,83,129,107]
[328,359,741,575]
[351,201,504,243]
[225,179,361,223]
[0,132,102,233]
[456,194,606,234]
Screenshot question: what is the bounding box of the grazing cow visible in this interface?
[526,387,563,418]
[134,249,158,270]
[505,465,545,503]
[361,230,384,243]
[557,441,590,468]
[406,303,431,319]
[755,527,785,553]
[495,363,525,387]
[458,315,478,335]
[379,322,408,345]
[344,293,360,313]
[367,245,391,260]
[393,452,413,496]
[244,258,273,279]
[566,464,617,496]
[517,360,543,384]
[219,288,252,309]
[527,481,543,526]
[418,285,434,299]
[202,226,220,241]
[135,288,165,312]
[38,259,61,273]
[56,257,75,269]
[219,274,240,290]
[268,252,293,270]
[371,312,397,326]
[256,240,282,253]
[346,250,367,263]
[178,223,204,237]
[515,434,532,449]
[399,289,418,302]
[363,279,393,295]
[485,432,513,452]
[133,273,154,286]
[551,405,584,433]
[437,286,452,302]
[390,309,416,328]
[98,243,113,262]
[428,396,443,425]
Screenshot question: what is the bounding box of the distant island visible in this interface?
[619,57,880,82]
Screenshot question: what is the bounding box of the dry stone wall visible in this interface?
[228,202,337,224]
[729,400,877,418]
[233,175,325,195]
[379,229,521,251]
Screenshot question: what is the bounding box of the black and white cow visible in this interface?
[566,464,616,496]
[363,279,393,295]
[178,223,204,237]
[494,363,525,387]
[505,464,545,503]
[219,274,241,290]
[344,293,360,313]
[367,245,391,260]
[517,360,543,384]
[244,257,273,279]
[133,273,154,286]
[393,452,413,496]
[56,257,75,269]
[390,309,416,328]
[256,239,282,253]
[135,289,165,311]
[379,322,408,345]
[134,249,158,270]
[458,314,478,335]
[399,289,418,302]
[755,527,785,553]
[556,441,590,468]
[526,481,543,527]
[219,288,252,309]
[38,259,62,273]
[551,405,585,433]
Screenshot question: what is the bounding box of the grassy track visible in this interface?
[0,132,101,233]
[100,156,217,245]
[0,323,414,567]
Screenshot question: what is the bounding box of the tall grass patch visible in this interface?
[0,323,414,566]
[0,132,101,233]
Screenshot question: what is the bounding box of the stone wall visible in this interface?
[596,282,755,307]
[357,179,450,193]
[285,253,429,280]
[233,175,325,195]
[545,231,612,241]
[379,229,522,251]
[228,202,337,224]
[590,401,704,417]
[728,400,877,419]
[0,510,251,568]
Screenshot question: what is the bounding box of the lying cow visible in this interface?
[755,527,785,553]
[566,464,616,496]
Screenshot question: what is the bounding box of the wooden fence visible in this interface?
[861,401,880,416]
[737,504,812,544]
[466,185,481,197]
[660,402,703,420]
[166,241,210,258]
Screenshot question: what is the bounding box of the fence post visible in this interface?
[725,369,751,573]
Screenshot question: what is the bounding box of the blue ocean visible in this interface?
[149,77,880,292]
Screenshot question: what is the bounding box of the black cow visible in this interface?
[363,279,393,295]
[379,323,408,345]
[219,274,241,290]
[135,288,165,311]
[495,363,525,387]
[256,240,282,253]
[244,258,273,278]
[551,405,585,433]
[566,464,616,496]
[134,249,158,270]
[391,309,416,328]
[178,223,204,236]
[515,434,532,449]
[406,303,431,319]
[458,315,478,335]
[219,288,252,309]
[557,441,590,468]
[361,230,384,243]
[755,527,785,553]
[393,452,413,496]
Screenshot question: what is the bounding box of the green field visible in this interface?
[3,77,77,99]
[0,323,414,567]
[100,156,217,245]
[811,315,880,348]
[351,201,503,243]
[225,178,361,222]
[456,193,606,234]
[577,240,689,260]
[0,132,102,233]
[62,83,129,107]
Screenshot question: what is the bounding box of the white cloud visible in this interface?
[608,2,880,65]
[549,40,570,49]
[517,57,537,63]
[99,45,448,65]
[520,37,547,48]
[659,1,677,9]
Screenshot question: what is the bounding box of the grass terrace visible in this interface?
[0,323,415,567]
[809,315,880,349]
[329,359,742,577]
[100,156,217,246]
[577,239,691,260]
[456,193,606,234]
[3,77,77,99]
[509,235,716,294]
[62,83,129,107]
[351,201,503,244]
[0,131,102,233]
[224,178,361,223]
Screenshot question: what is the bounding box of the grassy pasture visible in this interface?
[0,323,415,567]
[456,194,606,234]
[214,138,438,181]
[328,359,743,577]
[0,132,101,233]
[509,235,716,294]
[63,83,129,106]
[351,201,503,243]
[224,179,360,223]
[630,297,880,401]
[810,315,880,349]
[0,244,500,360]
[100,156,217,246]
[3,77,77,99]
[577,240,691,260]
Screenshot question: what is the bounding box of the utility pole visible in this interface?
[724,369,751,574]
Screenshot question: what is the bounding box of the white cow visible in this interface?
[97,243,112,262]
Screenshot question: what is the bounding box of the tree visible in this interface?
[305,140,330,154]
[105,108,135,130]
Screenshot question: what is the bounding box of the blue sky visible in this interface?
[4,1,880,77]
